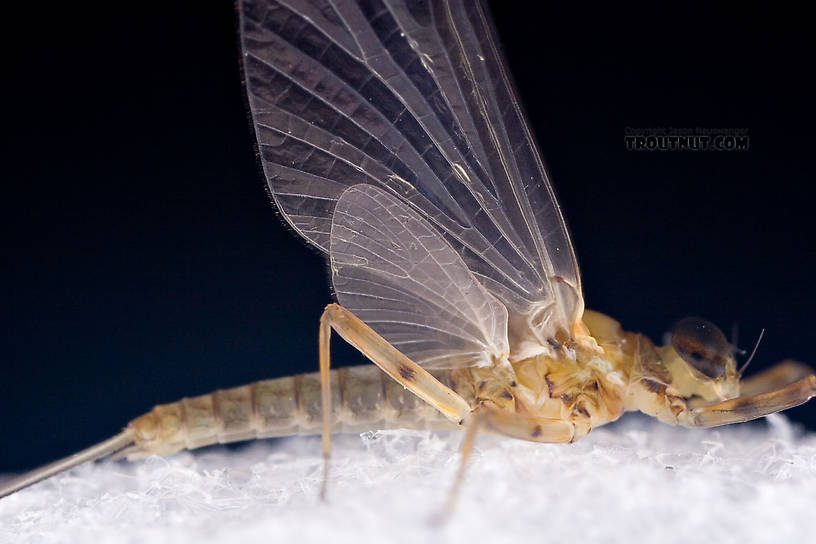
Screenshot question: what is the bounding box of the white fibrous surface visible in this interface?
[1,414,814,544]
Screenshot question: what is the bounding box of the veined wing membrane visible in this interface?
[240,0,583,358]
[331,185,508,369]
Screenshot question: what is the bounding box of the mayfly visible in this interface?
[2,0,815,501]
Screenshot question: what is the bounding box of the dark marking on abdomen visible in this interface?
[544,374,554,397]
[642,378,667,395]
[398,365,416,381]
[573,402,591,419]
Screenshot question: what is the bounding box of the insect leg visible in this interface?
[474,404,576,443]
[683,373,816,427]
[739,360,815,396]
[318,303,472,498]
[436,403,574,521]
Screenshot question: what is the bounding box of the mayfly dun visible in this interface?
[2,0,815,502]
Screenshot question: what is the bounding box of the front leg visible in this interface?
[681,371,816,427]
[739,360,815,396]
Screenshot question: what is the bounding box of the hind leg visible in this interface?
[318,303,472,498]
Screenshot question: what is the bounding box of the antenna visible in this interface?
[738,328,765,375]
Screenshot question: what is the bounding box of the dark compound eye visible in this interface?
[671,317,731,379]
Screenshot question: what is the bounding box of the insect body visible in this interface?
[1,0,814,499]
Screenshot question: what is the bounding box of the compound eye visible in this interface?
[670,317,731,378]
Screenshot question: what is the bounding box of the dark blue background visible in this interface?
[2,3,814,472]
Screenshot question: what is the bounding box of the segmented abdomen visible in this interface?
[126,365,466,458]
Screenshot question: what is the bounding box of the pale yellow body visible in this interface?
[125,308,816,461]
[125,310,696,456]
[2,308,814,500]
[127,365,459,458]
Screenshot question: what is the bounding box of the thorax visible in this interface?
[445,311,633,432]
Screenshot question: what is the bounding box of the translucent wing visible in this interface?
[239,0,584,360]
[331,184,508,368]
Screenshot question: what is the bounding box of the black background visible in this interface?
[2,3,814,472]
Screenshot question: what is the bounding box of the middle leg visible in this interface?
[438,403,574,520]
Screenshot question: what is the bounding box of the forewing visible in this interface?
[331,184,508,369]
[239,0,584,357]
